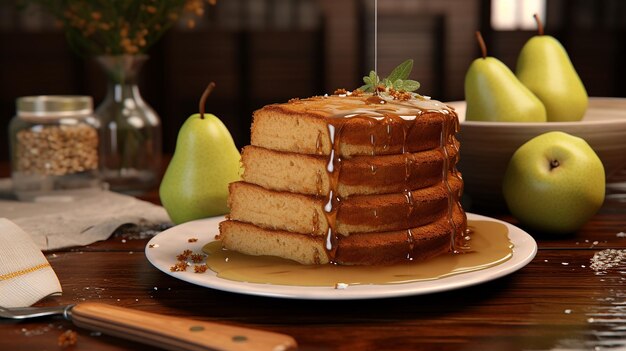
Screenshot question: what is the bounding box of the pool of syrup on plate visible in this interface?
[202,219,513,287]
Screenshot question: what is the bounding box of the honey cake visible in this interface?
[219,91,467,265]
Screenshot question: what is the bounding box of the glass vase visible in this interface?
[95,55,162,194]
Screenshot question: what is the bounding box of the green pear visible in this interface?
[502,131,604,234]
[516,15,588,122]
[160,111,241,224]
[465,32,547,122]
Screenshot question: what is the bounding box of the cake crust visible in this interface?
[220,206,465,265]
[251,95,458,157]
[241,145,459,197]
[228,178,463,236]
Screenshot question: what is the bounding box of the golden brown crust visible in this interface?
[241,145,459,197]
[219,220,327,264]
[227,178,463,236]
[251,94,458,157]
[219,206,465,265]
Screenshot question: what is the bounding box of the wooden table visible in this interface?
[1,163,625,351]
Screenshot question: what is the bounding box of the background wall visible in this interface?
[1,0,624,163]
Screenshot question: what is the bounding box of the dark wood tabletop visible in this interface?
[1,161,625,351]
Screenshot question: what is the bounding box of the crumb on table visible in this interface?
[335,282,349,290]
[58,329,77,347]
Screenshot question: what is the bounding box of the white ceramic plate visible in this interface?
[145,213,537,300]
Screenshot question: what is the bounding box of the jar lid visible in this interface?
[16,96,93,120]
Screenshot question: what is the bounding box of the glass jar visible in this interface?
[9,96,101,201]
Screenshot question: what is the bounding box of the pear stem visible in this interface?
[199,82,216,120]
[475,31,487,59]
[534,13,544,36]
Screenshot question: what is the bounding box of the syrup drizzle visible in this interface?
[314,169,324,196]
[323,122,344,261]
[374,0,378,85]
[319,93,467,263]
[440,114,457,253]
[404,189,416,260]
[368,119,376,155]
[448,112,468,251]
[312,210,320,234]
[204,220,512,286]
[308,95,445,121]
[399,111,418,260]
[315,130,324,155]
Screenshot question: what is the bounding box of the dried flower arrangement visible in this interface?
[23,0,216,56]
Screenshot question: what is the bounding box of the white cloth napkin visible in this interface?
[0,187,171,251]
[0,218,62,308]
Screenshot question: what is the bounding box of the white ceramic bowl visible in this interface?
[447,97,626,210]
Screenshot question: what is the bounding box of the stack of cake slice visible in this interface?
[219,92,467,265]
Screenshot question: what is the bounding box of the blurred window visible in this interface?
[491,0,546,30]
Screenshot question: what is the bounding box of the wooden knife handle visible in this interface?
[71,302,297,351]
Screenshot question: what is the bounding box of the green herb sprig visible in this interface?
[359,59,421,93]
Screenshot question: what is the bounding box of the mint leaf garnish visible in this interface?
[358,59,420,94]
[387,59,413,82]
[360,70,381,92]
[398,79,420,92]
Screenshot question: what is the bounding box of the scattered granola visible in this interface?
[388,88,412,100]
[190,253,206,263]
[351,89,364,97]
[333,88,348,95]
[176,249,193,261]
[194,264,208,273]
[170,261,189,272]
[188,238,198,243]
[58,329,77,347]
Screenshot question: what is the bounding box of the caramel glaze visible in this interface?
[256,99,452,157]
[336,175,462,231]
[318,93,468,263]
[228,178,462,236]
[333,115,445,156]
[218,206,466,266]
[334,207,465,265]
[339,143,458,189]
[240,144,459,197]
[209,217,509,279]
